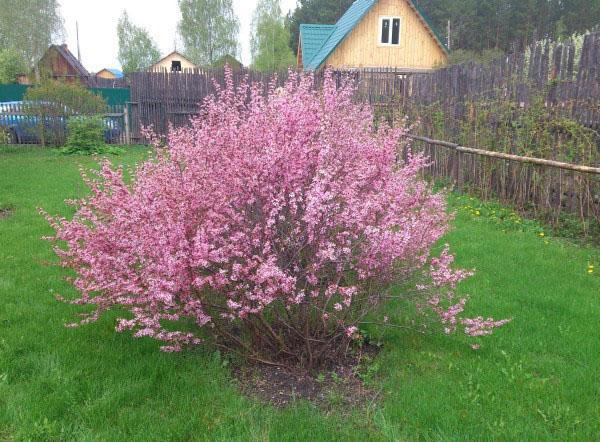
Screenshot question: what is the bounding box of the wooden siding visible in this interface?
[326,0,447,69]
[96,69,117,79]
[151,52,198,72]
[38,47,84,84]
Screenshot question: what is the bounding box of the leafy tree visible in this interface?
[0,48,27,83]
[0,0,64,69]
[251,0,296,72]
[177,0,239,66]
[117,11,161,73]
[212,54,243,70]
[287,0,354,55]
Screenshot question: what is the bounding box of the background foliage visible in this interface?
[117,11,161,74]
[251,0,296,71]
[0,0,64,71]
[178,0,240,66]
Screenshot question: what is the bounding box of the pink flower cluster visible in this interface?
[44,69,508,360]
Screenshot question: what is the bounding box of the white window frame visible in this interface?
[378,16,401,46]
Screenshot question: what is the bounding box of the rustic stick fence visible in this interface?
[0,102,130,145]
[405,135,600,231]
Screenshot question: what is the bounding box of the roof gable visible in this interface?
[303,0,448,70]
[46,44,90,77]
[305,0,377,70]
[300,24,335,66]
[150,51,197,69]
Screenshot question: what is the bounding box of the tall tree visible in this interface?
[117,11,161,73]
[177,0,240,66]
[287,0,354,56]
[251,0,296,71]
[0,0,64,68]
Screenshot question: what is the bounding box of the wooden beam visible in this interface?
[408,135,600,175]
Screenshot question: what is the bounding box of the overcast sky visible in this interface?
[59,0,298,72]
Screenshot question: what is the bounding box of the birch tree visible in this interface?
[251,0,295,72]
[177,0,240,66]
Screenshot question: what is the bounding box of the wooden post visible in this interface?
[124,104,131,145]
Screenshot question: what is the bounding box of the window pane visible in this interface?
[381,19,390,44]
[392,19,400,44]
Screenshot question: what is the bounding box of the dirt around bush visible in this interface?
[233,344,381,409]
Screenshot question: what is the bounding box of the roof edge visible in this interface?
[311,2,378,69]
[407,0,449,54]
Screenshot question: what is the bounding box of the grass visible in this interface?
[0,145,598,441]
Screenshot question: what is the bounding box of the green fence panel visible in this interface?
[90,88,130,106]
[0,84,29,102]
[0,84,130,106]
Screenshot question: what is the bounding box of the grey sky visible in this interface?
[58,0,298,72]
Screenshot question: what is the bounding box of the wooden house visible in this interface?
[96,68,123,80]
[298,0,448,71]
[149,51,198,72]
[36,44,92,84]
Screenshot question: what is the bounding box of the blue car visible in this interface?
[0,101,122,144]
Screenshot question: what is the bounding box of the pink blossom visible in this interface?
[345,326,359,338]
[44,68,509,361]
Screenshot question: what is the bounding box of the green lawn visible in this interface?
[1,146,598,441]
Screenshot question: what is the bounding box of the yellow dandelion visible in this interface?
[475,210,481,216]
[538,232,545,237]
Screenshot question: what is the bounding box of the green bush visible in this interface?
[61,116,123,155]
[23,80,107,146]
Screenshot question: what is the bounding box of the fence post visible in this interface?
[456,151,463,191]
[124,104,131,145]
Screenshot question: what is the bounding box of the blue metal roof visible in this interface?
[106,69,124,78]
[299,24,335,67]
[302,0,448,70]
[304,0,377,70]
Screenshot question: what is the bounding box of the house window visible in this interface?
[171,60,182,72]
[380,17,401,45]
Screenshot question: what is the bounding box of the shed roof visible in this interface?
[49,44,90,77]
[106,68,124,78]
[303,0,448,70]
[299,24,335,66]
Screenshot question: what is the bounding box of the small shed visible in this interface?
[149,51,198,72]
[36,44,92,84]
[96,68,124,80]
[298,0,448,71]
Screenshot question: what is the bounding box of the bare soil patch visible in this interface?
[0,205,14,219]
[233,344,381,409]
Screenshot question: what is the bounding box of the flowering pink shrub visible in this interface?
[44,70,508,368]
